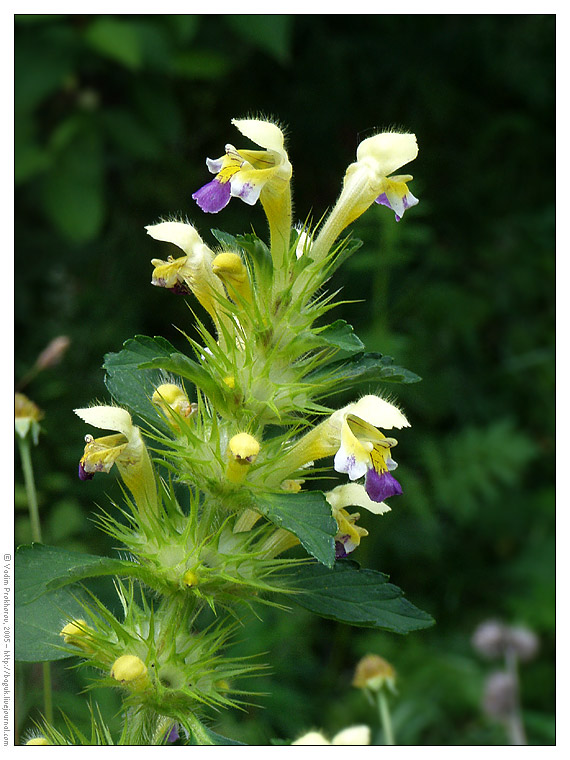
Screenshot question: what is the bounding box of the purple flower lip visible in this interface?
[192,178,231,213]
[335,540,349,560]
[169,283,192,295]
[78,461,94,481]
[365,469,402,503]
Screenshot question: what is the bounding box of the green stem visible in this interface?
[17,435,54,725]
[377,690,395,745]
[505,646,527,745]
[17,436,42,543]
[41,663,53,725]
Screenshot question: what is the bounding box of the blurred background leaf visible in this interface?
[15,13,554,746]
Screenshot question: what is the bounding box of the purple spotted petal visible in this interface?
[192,178,231,213]
[78,461,94,481]
[365,469,402,503]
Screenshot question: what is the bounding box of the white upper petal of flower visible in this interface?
[231,118,285,154]
[74,406,134,439]
[326,483,390,515]
[331,725,371,745]
[356,132,418,178]
[145,221,204,257]
[351,394,410,430]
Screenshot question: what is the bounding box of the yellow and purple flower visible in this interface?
[192,118,292,214]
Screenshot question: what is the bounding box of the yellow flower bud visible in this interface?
[152,384,195,429]
[226,433,260,484]
[352,654,396,692]
[182,570,199,588]
[60,619,93,651]
[223,375,236,389]
[110,655,150,691]
[212,252,253,304]
[26,737,50,745]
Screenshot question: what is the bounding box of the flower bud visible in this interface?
[225,432,260,484]
[152,383,195,428]
[110,654,150,691]
[60,619,93,651]
[25,737,50,745]
[212,252,253,304]
[352,654,396,693]
[182,570,200,588]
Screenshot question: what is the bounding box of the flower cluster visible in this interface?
[61,116,420,745]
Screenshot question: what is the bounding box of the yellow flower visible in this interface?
[312,131,418,261]
[192,118,291,213]
[146,221,226,322]
[25,737,50,745]
[279,394,409,505]
[192,117,293,265]
[325,483,390,558]
[75,406,157,517]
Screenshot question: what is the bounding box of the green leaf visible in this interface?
[138,352,224,407]
[15,544,139,662]
[249,491,336,568]
[301,320,365,355]
[289,560,435,633]
[16,585,90,662]
[16,544,136,605]
[84,17,143,70]
[308,352,422,388]
[104,335,186,431]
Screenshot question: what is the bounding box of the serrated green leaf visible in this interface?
[15,544,146,661]
[249,491,336,568]
[103,335,185,430]
[15,544,135,605]
[289,560,434,633]
[308,352,422,388]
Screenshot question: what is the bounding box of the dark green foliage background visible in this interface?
[15,14,555,745]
